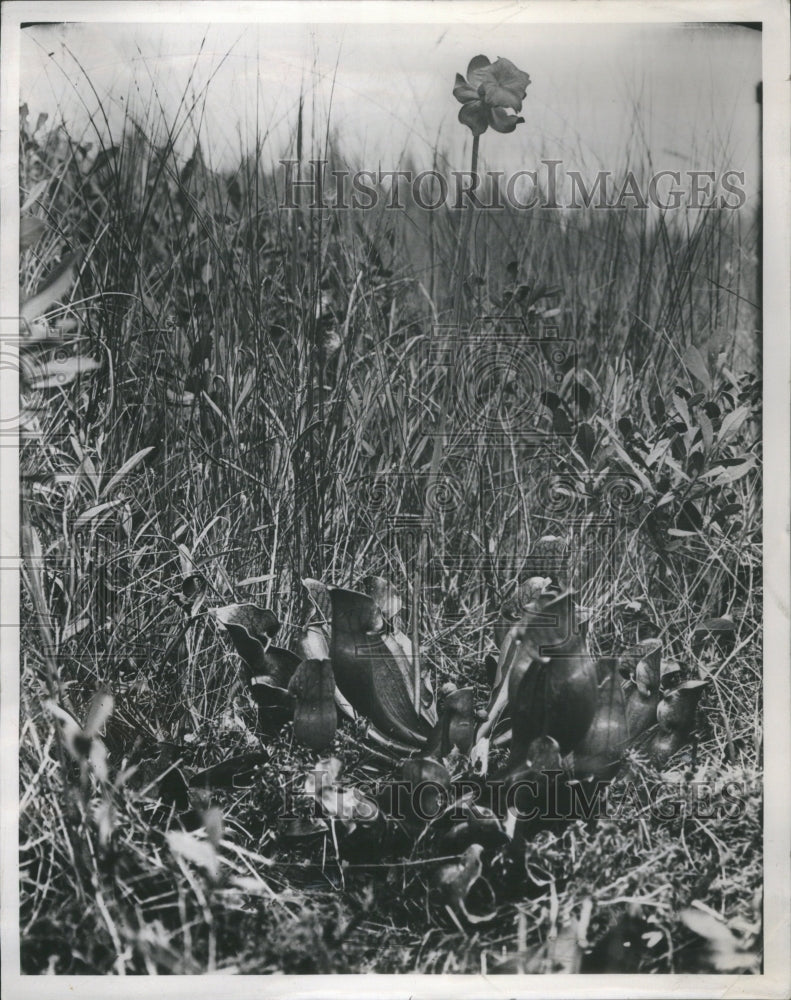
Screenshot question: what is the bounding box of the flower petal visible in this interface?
[489,107,525,133]
[466,54,492,88]
[453,73,479,104]
[458,100,490,136]
[482,57,531,111]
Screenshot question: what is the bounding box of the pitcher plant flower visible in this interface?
[453,55,531,136]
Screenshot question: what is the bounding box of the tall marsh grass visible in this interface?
[17,60,761,974]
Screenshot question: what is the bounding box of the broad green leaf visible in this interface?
[359,574,402,619]
[166,830,219,879]
[21,524,54,651]
[203,807,224,848]
[45,700,82,749]
[643,437,672,470]
[280,816,327,839]
[189,752,268,790]
[597,420,653,494]
[683,344,712,391]
[289,659,337,751]
[236,574,273,586]
[672,389,691,430]
[400,758,451,822]
[305,757,378,824]
[698,410,714,452]
[213,603,280,672]
[61,617,90,643]
[248,646,300,728]
[434,844,494,923]
[46,699,109,781]
[680,907,759,972]
[88,739,109,783]
[575,666,629,778]
[426,686,475,756]
[295,623,330,661]
[328,586,435,744]
[701,455,756,484]
[711,503,742,525]
[20,215,46,252]
[717,405,750,444]
[230,875,278,896]
[165,387,195,406]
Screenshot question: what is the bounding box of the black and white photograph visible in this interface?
[1,1,789,995]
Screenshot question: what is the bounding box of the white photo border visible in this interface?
[1,2,788,998]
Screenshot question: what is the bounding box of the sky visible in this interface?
[19,19,761,200]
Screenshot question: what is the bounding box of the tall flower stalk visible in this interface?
[452,132,480,320]
[411,56,531,709]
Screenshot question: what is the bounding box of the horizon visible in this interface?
[20,21,761,204]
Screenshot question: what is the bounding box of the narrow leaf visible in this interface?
[717,405,750,444]
[21,178,50,212]
[698,410,714,452]
[682,345,712,391]
[236,574,273,586]
[695,617,735,633]
[101,446,154,498]
[83,687,114,738]
[20,251,82,322]
[73,499,121,530]
[701,455,756,484]
[575,422,596,463]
